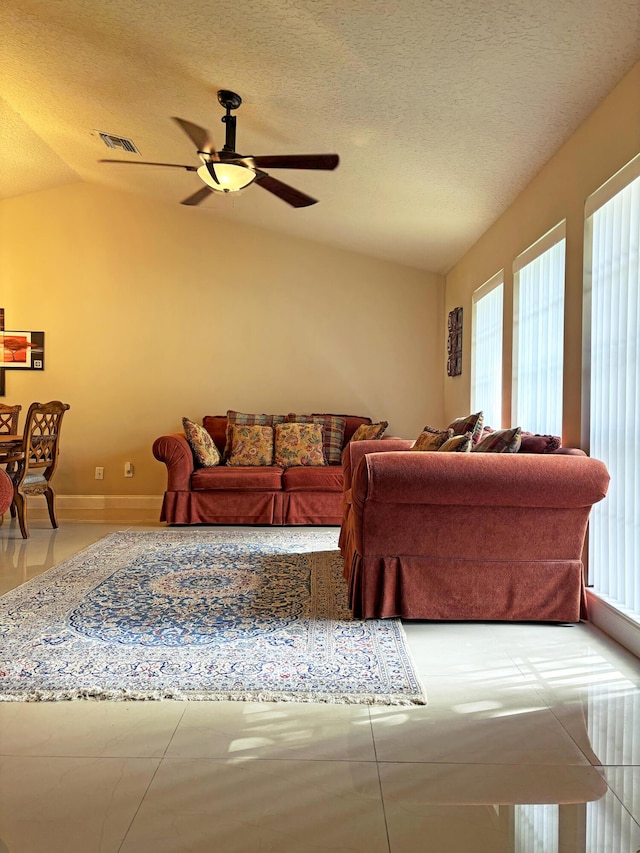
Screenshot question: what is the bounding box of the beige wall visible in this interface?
[0,183,444,503]
[444,61,640,447]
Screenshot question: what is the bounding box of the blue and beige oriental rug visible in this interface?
[0,528,425,705]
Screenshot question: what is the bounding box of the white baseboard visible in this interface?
[586,589,640,661]
[25,494,163,523]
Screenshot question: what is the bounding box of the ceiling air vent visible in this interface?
[97,132,140,154]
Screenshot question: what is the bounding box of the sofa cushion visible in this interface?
[202,415,228,455]
[227,425,275,466]
[438,432,472,452]
[286,413,346,464]
[481,427,562,453]
[519,432,562,453]
[413,427,453,451]
[191,466,283,491]
[447,411,484,446]
[350,421,388,442]
[474,426,522,453]
[182,417,221,467]
[274,422,326,468]
[223,410,286,460]
[335,415,373,443]
[203,413,371,458]
[283,465,343,492]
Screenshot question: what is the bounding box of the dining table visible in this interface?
[0,434,22,445]
[0,434,23,460]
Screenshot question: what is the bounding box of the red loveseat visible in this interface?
[153,413,373,526]
[339,440,610,622]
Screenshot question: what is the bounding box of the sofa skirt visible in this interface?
[283,491,342,525]
[161,489,342,526]
[346,554,587,622]
[161,490,285,525]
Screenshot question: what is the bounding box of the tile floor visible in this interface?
[0,521,639,852]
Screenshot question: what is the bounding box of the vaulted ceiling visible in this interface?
[1,1,639,273]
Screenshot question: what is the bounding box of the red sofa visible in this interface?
[153,413,373,525]
[339,440,610,622]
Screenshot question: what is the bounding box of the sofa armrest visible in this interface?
[341,438,414,497]
[152,433,195,491]
[352,451,610,509]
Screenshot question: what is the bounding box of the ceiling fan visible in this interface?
[100,89,339,208]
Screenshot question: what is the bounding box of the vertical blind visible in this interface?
[471,276,503,427]
[513,226,566,436]
[587,166,640,619]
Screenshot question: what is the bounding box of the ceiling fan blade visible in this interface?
[180,186,214,206]
[172,118,217,157]
[99,159,198,171]
[254,172,317,207]
[251,154,339,171]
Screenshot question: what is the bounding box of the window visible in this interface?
[512,223,566,435]
[584,155,640,622]
[471,273,503,427]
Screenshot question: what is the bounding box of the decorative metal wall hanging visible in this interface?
[447,306,463,377]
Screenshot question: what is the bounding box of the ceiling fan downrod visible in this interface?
[218,89,242,154]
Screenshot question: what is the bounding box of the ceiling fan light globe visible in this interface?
[197,162,255,193]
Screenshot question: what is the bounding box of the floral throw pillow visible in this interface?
[349,421,388,442]
[447,411,484,446]
[413,426,453,451]
[438,432,473,452]
[473,427,522,453]
[223,410,286,460]
[227,425,274,466]
[274,423,326,468]
[286,414,346,465]
[182,417,221,467]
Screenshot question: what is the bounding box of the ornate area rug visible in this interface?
[0,528,426,705]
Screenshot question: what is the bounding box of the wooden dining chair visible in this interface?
[4,400,70,539]
[0,403,21,434]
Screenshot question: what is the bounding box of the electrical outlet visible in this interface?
[124,461,134,478]
[95,467,104,480]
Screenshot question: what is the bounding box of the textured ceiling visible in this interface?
[1,0,639,273]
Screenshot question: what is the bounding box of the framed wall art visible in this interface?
[0,309,46,396]
[1,331,45,370]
